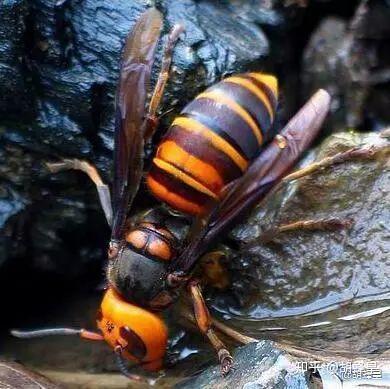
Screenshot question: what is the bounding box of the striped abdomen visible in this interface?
[147,73,278,215]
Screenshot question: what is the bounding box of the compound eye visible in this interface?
[96,309,103,322]
[119,326,147,360]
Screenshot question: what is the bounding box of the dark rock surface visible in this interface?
[177,341,310,389]
[0,0,31,119]
[302,0,390,132]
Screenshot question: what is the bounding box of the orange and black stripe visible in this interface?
[147,72,278,215]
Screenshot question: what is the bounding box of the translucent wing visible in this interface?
[111,8,163,241]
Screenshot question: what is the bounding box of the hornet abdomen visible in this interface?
[147,73,278,215]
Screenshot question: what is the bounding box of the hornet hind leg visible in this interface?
[142,23,185,141]
[252,217,352,245]
[188,279,233,376]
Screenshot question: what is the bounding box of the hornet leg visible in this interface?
[264,145,386,211]
[114,346,158,385]
[188,279,233,376]
[281,146,381,185]
[255,217,352,244]
[46,159,113,226]
[142,23,185,141]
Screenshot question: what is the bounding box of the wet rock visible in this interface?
[0,129,109,278]
[0,0,31,119]
[177,341,310,389]
[209,131,389,351]
[0,361,58,388]
[302,1,390,132]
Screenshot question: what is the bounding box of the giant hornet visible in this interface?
[12,7,335,382]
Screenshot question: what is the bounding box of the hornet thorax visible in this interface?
[107,208,189,310]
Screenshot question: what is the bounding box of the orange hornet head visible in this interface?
[97,288,168,371]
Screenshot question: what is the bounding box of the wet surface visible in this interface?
[0,361,58,389]
[179,341,311,389]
